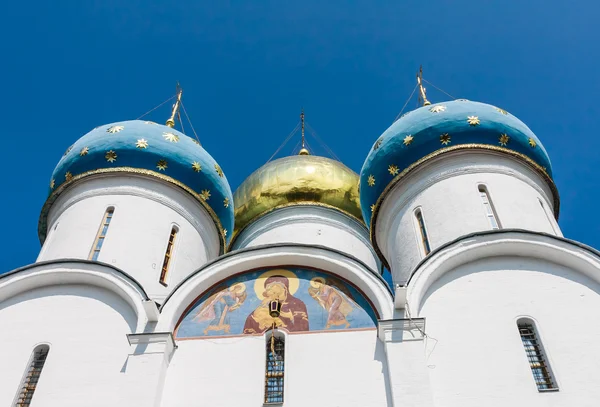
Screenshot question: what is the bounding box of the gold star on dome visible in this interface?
[430,105,446,113]
[373,138,383,151]
[388,164,399,176]
[215,164,224,177]
[80,146,89,156]
[495,107,508,115]
[107,125,124,134]
[105,150,117,163]
[223,197,230,208]
[224,229,228,237]
[440,133,451,145]
[65,171,73,182]
[499,134,510,146]
[136,139,148,149]
[163,132,179,143]
[200,189,211,201]
[528,138,537,148]
[64,145,73,156]
[157,159,168,171]
[145,121,158,125]
[367,174,375,187]
[192,161,202,172]
[50,179,55,189]
[191,138,200,145]
[467,116,480,126]
[403,135,414,146]
[370,204,376,213]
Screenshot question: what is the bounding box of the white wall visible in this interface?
[232,206,381,272]
[377,151,560,284]
[161,330,390,407]
[38,174,221,302]
[417,256,600,407]
[0,284,137,407]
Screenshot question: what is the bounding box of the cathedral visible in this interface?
[2,73,599,407]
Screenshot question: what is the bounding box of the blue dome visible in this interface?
[360,100,556,228]
[40,120,234,248]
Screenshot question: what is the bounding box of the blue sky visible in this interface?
[1,1,599,271]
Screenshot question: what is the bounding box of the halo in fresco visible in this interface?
[175,267,377,339]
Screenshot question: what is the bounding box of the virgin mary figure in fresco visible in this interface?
[193,282,247,335]
[243,274,309,334]
[308,277,357,329]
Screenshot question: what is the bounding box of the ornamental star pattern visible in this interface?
[440,133,451,145]
[370,204,376,213]
[192,161,202,172]
[50,179,55,189]
[163,132,179,143]
[200,189,211,201]
[65,171,73,182]
[107,125,124,134]
[215,164,224,177]
[105,150,117,163]
[136,139,148,149]
[499,134,510,146]
[64,145,73,156]
[403,135,414,146]
[157,159,168,171]
[145,121,158,125]
[367,174,375,187]
[373,138,383,150]
[429,105,446,113]
[388,164,399,176]
[223,197,230,208]
[495,107,508,115]
[223,229,228,237]
[529,138,537,148]
[467,116,480,126]
[80,147,89,156]
[191,138,200,145]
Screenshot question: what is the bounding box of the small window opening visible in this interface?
[264,332,285,404]
[14,345,50,406]
[539,199,559,234]
[518,320,558,391]
[478,185,500,230]
[159,227,178,286]
[89,208,114,261]
[415,209,431,255]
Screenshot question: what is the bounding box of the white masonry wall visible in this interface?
[376,151,560,284]
[38,174,221,302]
[0,284,137,407]
[231,206,381,273]
[161,329,389,407]
[417,256,600,407]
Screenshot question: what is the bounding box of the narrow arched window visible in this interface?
[478,185,500,230]
[14,345,50,406]
[265,333,285,404]
[415,209,431,255]
[517,320,558,391]
[159,226,178,286]
[89,208,114,261]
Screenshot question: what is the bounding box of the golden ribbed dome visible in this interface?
[232,155,363,241]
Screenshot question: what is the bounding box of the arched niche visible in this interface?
[174,266,379,340]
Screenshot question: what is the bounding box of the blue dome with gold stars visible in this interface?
[40,120,233,248]
[360,100,556,229]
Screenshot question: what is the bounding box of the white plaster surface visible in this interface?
[38,174,221,302]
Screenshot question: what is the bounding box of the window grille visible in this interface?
[518,322,557,391]
[159,227,178,286]
[89,208,114,261]
[478,185,500,230]
[415,209,431,255]
[264,335,285,404]
[14,345,49,407]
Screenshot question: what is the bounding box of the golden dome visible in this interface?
[232,155,363,242]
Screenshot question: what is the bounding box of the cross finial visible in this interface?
[166,83,183,128]
[298,108,310,155]
[417,66,431,106]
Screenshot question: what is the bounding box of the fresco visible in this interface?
[176,267,377,339]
